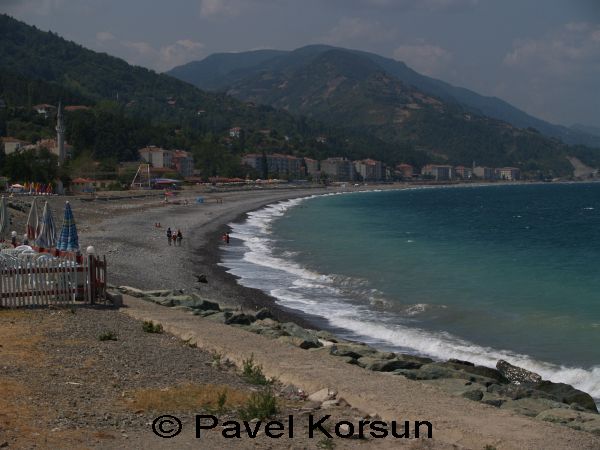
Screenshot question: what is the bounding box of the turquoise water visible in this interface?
[221,183,600,397]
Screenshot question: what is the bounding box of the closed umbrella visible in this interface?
[0,196,9,242]
[26,197,40,241]
[36,201,57,249]
[56,201,79,252]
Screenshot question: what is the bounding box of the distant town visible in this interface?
[2,104,521,193]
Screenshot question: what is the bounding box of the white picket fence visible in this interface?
[0,246,107,307]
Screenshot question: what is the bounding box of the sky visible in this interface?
[1,0,599,129]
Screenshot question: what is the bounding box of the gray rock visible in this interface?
[277,335,321,350]
[106,291,123,307]
[225,313,255,326]
[254,308,274,320]
[280,322,318,342]
[315,330,345,343]
[329,343,387,360]
[444,361,508,384]
[533,381,598,413]
[408,363,498,385]
[308,388,336,403]
[357,357,423,372]
[501,398,568,417]
[462,390,484,402]
[496,360,542,385]
[185,296,221,311]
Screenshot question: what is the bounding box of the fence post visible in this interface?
[87,246,96,305]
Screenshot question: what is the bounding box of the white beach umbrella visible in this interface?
[36,201,57,249]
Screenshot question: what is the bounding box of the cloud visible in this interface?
[504,22,600,80]
[198,0,246,17]
[329,0,480,12]
[0,0,65,15]
[95,32,205,72]
[393,41,453,76]
[322,17,396,45]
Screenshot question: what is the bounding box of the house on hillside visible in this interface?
[1,137,31,154]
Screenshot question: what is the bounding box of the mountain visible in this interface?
[0,14,404,174]
[169,44,600,149]
[571,124,600,139]
[169,46,600,176]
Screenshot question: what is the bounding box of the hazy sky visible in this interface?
[2,0,599,128]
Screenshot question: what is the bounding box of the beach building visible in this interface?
[172,150,194,177]
[473,166,496,180]
[321,157,355,181]
[1,137,31,155]
[396,163,414,179]
[70,177,95,193]
[421,164,453,181]
[354,159,383,181]
[229,127,242,139]
[303,157,320,178]
[242,153,303,178]
[454,166,473,179]
[139,146,173,169]
[496,167,521,181]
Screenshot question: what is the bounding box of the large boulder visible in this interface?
[496,360,542,385]
[500,398,568,417]
[395,363,498,386]
[225,313,256,326]
[329,343,393,360]
[444,360,508,384]
[280,322,318,342]
[357,357,423,372]
[203,311,233,323]
[254,308,274,320]
[533,381,598,413]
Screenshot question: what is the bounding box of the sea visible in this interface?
[220,183,600,398]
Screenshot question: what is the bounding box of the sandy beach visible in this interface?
[3,184,600,449]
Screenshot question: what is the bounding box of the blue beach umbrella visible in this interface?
[56,201,79,252]
[0,196,9,242]
[36,201,57,249]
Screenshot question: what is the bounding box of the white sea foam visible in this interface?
[221,192,600,399]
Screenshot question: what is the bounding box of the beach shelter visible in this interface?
[26,197,40,241]
[56,201,79,252]
[0,196,9,241]
[36,201,57,249]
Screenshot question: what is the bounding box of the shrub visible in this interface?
[242,355,271,385]
[142,321,163,333]
[98,330,117,341]
[238,389,278,420]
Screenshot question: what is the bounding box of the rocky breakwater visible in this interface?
[115,286,600,435]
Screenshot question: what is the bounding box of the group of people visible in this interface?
[166,227,183,246]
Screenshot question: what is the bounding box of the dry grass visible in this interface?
[127,383,250,412]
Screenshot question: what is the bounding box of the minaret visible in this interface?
[56,101,65,165]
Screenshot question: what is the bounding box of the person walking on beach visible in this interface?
[176,229,183,246]
[166,227,172,246]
